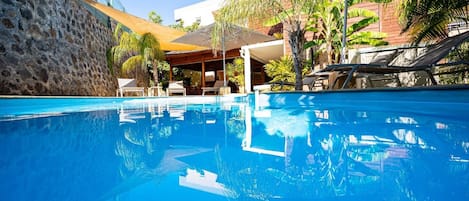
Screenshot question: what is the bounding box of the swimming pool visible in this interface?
[1,87,469,201]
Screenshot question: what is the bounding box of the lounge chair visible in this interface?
[303,31,469,90]
[116,78,145,97]
[166,81,186,96]
[201,80,224,96]
[303,71,349,91]
[302,48,401,90]
[368,49,402,66]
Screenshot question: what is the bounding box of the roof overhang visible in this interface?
[241,40,284,63]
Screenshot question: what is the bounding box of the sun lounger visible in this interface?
[116,78,145,97]
[303,31,469,90]
[166,81,186,96]
[201,80,224,96]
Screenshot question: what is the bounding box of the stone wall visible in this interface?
[0,0,117,96]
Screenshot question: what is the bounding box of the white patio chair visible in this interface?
[202,80,224,96]
[116,78,145,97]
[166,81,186,96]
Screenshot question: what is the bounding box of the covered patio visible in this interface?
[166,39,285,95]
[165,49,268,95]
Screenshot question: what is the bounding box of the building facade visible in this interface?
[174,0,224,26]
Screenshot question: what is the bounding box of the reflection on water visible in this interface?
[1,98,468,201]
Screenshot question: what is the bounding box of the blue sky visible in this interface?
[119,0,203,25]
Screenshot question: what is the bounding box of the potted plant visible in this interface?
[226,58,245,93]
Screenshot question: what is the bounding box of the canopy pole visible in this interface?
[341,0,348,64]
[201,59,206,87]
[222,26,227,87]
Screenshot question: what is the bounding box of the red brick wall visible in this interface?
[349,3,380,32]
[348,2,410,45]
[248,19,271,35]
[379,3,410,45]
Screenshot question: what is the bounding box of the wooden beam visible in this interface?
[166,49,241,66]
[169,65,173,81]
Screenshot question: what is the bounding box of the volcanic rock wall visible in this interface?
[0,0,117,96]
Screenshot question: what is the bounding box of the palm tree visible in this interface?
[108,24,165,87]
[169,19,201,32]
[148,11,163,24]
[305,0,388,64]
[141,33,165,86]
[216,0,318,90]
[397,0,469,44]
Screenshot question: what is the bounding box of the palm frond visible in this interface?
[106,48,114,74]
[113,23,123,42]
[139,33,165,60]
[121,55,144,76]
[350,0,392,5]
[398,0,469,44]
[349,31,387,40]
[348,32,389,46]
[347,7,378,18]
[264,8,293,26]
[218,0,284,25]
[410,19,449,45]
[110,45,135,66]
[305,39,325,49]
[347,16,379,34]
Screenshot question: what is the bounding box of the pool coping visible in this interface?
[1,84,469,98]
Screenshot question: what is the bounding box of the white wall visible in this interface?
[174,0,223,26]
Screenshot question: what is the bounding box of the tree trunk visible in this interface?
[327,41,333,64]
[153,60,159,86]
[136,68,149,88]
[288,22,306,91]
[140,62,149,88]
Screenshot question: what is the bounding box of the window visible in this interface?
[205,71,215,82]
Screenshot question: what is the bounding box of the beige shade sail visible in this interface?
[83,0,206,51]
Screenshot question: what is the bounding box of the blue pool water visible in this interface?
[1,88,469,201]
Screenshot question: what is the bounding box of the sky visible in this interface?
[118,0,203,25]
